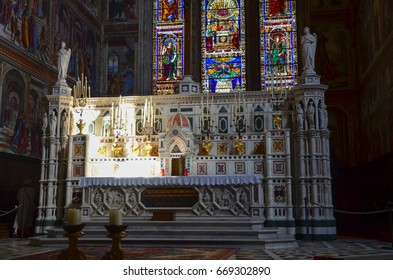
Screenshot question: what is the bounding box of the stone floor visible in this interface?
[1,237,392,260]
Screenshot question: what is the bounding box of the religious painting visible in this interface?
[79,0,100,17]
[107,36,136,96]
[108,0,137,22]
[153,0,184,95]
[201,0,246,93]
[314,22,351,89]
[0,0,51,64]
[53,5,99,91]
[356,1,392,76]
[0,69,43,159]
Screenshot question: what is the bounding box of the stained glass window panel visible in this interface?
[260,0,297,91]
[153,1,185,95]
[201,0,246,93]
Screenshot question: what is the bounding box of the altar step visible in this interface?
[30,218,297,249]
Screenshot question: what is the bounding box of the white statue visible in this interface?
[322,105,328,129]
[60,112,68,136]
[307,102,315,128]
[49,111,57,137]
[57,41,71,81]
[301,27,317,75]
[42,112,48,135]
[296,104,304,129]
[318,104,329,129]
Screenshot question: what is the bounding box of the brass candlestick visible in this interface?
[102,225,128,260]
[57,224,86,260]
[77,119,86,135]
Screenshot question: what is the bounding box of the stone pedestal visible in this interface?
[174,75,200,94]
[52,80,72,96]
[298,74,321,85]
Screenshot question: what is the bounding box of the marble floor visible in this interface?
[0,237,392,260]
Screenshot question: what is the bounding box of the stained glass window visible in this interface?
[153,0,185,95]
[201,0,246,93]
[260,0,297,91]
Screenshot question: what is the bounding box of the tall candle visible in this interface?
[67,208,81,226]
[109,209,122,225]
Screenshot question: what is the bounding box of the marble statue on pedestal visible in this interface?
[301,27,317,75]
[57,41,71,82]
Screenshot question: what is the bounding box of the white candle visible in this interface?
[67,208,81,226]
[109,209,122,225]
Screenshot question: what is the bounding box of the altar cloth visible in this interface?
[79,175,262,187]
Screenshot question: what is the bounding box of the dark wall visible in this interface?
[0,152,40,225]
[332,152,393,241]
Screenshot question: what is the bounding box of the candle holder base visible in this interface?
[102,225,128,260]
[57,224,86,260]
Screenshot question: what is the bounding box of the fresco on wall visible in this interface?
[314,22,351,89]
[310,0,349,10]
[357,0,393,76]
[0,0,50,63]
[107,36,136,96]
[361,60,393,161]
[54,4,99,91]
[108,0,137,22]
[79,0,99,17]
[0,68,44,158]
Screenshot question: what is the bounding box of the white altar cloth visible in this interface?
[79,175,262,187]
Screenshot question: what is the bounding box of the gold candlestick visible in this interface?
[102,225,128,260]
[77,119,86,135]
[57,224,86,260]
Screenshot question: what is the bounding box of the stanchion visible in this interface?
[388,207,393,248]
[304,197,310,240]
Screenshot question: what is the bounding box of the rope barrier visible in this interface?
[308,200,391,215]
[0,204,22,217]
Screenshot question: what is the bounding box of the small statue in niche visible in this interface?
[296,104,304,130]
[49,111,57,137]
[306,101,315,129]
